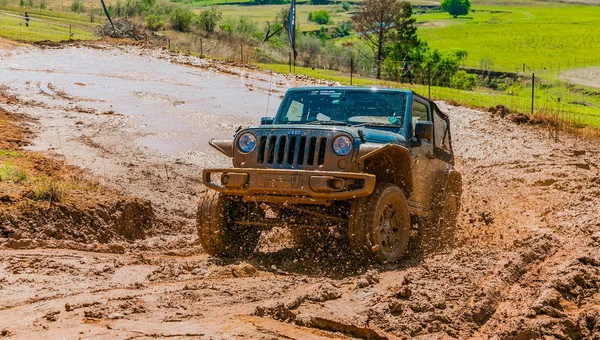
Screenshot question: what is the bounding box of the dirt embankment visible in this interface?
[0,42,598,339]
[0,97,156,252]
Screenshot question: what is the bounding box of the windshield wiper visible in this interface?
[352,122,400,128]
[302,120,350,126]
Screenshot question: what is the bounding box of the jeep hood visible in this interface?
[251,125,406,145]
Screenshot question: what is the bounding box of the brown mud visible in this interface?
[0,42,599,339]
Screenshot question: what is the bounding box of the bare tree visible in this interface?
[353,0,406,79]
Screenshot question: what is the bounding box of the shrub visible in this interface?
[450,70,477,90]
[309,10,330,25]
[341,2,350,11]
[234,17,259,39]
[310,0,331,4]
[71,0,84,13]
[195,6,222,33]
[220,22,233,35]
[146,14,165,31]
[170,7,194,32]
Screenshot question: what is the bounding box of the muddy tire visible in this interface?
[196,191,261,257]
[348,182,410,263]
[420,173,462,252]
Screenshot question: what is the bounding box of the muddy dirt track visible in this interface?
[0,43,599,339]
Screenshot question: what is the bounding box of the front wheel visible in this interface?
[348,182,410,263]
[196,191,261,257]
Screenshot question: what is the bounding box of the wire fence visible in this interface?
[2,12,598,131]
[166,36,599,130]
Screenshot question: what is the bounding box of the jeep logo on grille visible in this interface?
[288,129,302,136]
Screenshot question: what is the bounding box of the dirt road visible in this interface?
[0,43,599,339]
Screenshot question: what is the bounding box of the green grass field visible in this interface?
[416,5,600,73]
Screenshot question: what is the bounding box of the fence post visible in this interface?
[240,44,243,63]
[289,52,292,73]
[428,65,431,99]
[531,73,535,115]
[350,58,353,86]
[523,63,525,72]
[200,39,203,56]
[69,24,72,40]
[168,38,170,50]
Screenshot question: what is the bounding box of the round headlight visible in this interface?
[238,133,256,153]
[332,135,352,156]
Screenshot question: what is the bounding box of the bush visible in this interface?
[220,22,233,35]
[450,70,477,90]
[71,0,84,13]
[170,7,194,32]
[341,2,350,11]
[146,14,165,31]
[195,6,222,33]
[310,0,331,4]
[309,10,330,25]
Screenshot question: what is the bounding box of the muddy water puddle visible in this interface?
[0,47,288,155]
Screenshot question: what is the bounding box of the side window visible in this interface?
[412,100,431,143]
[433,107,452,152]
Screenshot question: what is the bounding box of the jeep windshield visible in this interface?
[275,89,407,128]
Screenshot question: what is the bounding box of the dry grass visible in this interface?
[32,177,64,202]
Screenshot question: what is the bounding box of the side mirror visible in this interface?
[261,117,274,125]
[415,121,433,141]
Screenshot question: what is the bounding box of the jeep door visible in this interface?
[409,97,452,214]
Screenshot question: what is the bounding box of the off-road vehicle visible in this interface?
[198,87,462,263]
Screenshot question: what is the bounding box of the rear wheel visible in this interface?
[348,182,410,263]
[196,191,261,257]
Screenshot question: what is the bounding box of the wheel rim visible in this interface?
[378,203,403,253]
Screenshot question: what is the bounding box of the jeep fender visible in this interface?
[356,143,413,197]
[209,139,234,158]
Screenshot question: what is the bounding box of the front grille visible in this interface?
[257,135,328,166]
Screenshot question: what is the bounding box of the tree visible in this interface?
[440,0,471,18]
[196,6,222,34]
[170,7,193,32]
[353,0,413,79]
[383,2,419,78]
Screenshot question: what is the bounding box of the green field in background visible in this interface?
[0,10,98,41]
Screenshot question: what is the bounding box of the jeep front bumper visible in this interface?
[203,168,376,204]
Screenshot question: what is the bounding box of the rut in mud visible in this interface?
[0,42,599,339]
